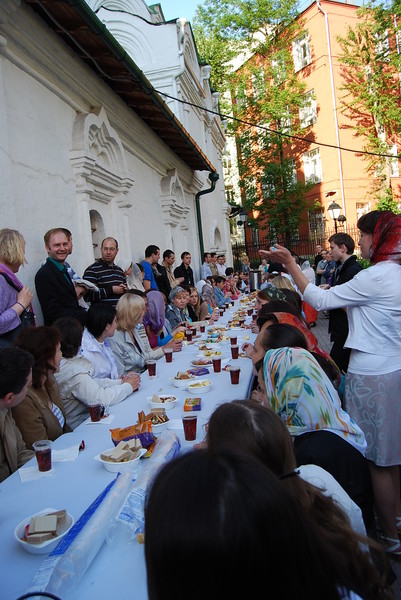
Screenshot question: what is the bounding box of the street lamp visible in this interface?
[328,201,341,232]
[237,209,247,227]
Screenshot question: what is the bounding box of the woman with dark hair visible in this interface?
[12,326,70,448]
[80,303,120,379]
[145,448,391,600]
[260,211,401,558]
[186,286,201,322]
[53,317,139,429]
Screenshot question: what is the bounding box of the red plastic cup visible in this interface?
[164,348,173,363]
[89,403,104,422]
[212,356,222,373]
[229,366,241,385]
[186,329,193,342]
[32,440,52,472]
[231,345,239,360]
[182,415,197,441]
[147,360,157,377]
[230,335,237,346]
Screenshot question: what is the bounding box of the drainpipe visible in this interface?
[195,171,220,257]
[317,1,347,227]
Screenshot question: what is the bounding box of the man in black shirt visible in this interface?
[174,251,194,287]
[83,237,127,306]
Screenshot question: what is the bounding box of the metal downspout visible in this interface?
[195,172,220,258]
[317,1,347,227]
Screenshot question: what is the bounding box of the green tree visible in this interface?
[193,0,318,245]
[337,2,401,205]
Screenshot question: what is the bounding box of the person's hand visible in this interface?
[319,284,330,290]
[250,321,259,333]
[259,244,293,267]
[75,285,87,299]
[166,339,182,352]
[242,342,255,358]
[177,277,185,284]
[112,284,127,295]
[17,286,33,308]
[172,324,186,336]
[122,373,141,391]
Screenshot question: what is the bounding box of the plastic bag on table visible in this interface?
[106,430,180,545]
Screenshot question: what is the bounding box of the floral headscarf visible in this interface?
[263,347,366,454]
[258,285,286,302]
[201,283,216,306]
[143,290,165,333]
[371,211,401,265]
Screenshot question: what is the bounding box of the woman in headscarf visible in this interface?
[199,282,219,321]
[260,346,374,538]
[165,286,188,330]
[259,211,401,559]
[143,290,185,349]
[118,259,145,292]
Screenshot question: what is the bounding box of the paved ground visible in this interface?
[312,311,401,596]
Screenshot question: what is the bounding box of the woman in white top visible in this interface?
[54,317,140,430]
[259,210,401,559]
[80,303,120,379]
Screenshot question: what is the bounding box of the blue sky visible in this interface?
[157,0,202,22]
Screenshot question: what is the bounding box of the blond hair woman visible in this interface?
[0,229,34,347]
[107,293,147,374]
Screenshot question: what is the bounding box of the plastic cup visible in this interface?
[212,356,222,373]
[147,360,157,377]
[247,307,253,316]
[230,334,237,346]
[231,345,239,359]
[164,348,173,363]
[186,329,193,342]
[32,440,52,472]
[219,309,224,317]
[229,366,241,385]
[89,403,104,422]
[182,415,197,441]
[200,324,206,333]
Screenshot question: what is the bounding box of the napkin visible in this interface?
[82,414,115,425]
[52,444,80,462]
[18,467,56,483]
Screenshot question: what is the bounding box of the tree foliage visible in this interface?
[193,0,318,244]
[337,1,401,204]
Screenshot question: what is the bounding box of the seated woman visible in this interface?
[109,293,170,375]
[259,346,375,537]
[53,317,140,429]
[12,326,70,449]
[143,290,184,349]
[165,287,187,330]
[186,286,201,322]
[199,283,218,321]
[206,401,368,541]
[80,303,120,379]
[145,449,390,600]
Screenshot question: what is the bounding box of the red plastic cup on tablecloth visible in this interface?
[147,360,157,377]
[212,356,222,373]
[229,366,241,385]
[182,415,197,441]
[231,345,239,360]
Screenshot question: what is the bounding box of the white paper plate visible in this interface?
[94,447,147,473]
[147,395,178,410]
[15,507,74,555]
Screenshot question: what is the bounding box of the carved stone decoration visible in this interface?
[160,169,189,228]
[70,107,134,203]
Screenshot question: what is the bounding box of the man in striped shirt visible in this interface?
[83,237,127,306]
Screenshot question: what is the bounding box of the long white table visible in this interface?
[1,298,256,600]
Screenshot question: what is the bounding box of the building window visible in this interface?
[375,30,390,61]
[235,83,247,111]
[251,227,260,246]
[287,159,297,186]
[303,148,322,183]
[257,120,270,151]
[238,129,252,159]
[292,34,311,72]
[299,90,317,128]
[356,202,371,221]
[271,52,286,84]
[280,106,292,135]
[251,69,265,100]
[308,208,325,237]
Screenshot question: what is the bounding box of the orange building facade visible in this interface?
[231,0,401,252]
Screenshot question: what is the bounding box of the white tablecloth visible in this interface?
[0,298,256,600]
